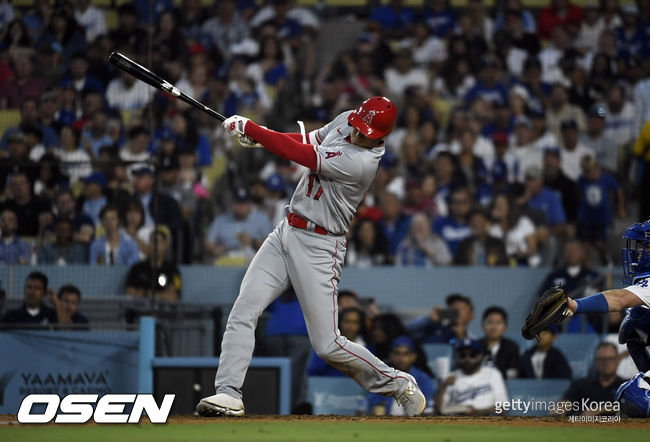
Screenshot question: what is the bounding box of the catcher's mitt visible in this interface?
[521,286,571,340]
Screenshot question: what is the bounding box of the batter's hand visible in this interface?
[238,134,263,149]
[222,115,250,138]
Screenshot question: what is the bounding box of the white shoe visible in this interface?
[394,374,426,417]
[196,393,244,417]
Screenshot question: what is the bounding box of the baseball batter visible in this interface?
[197,97,426,417]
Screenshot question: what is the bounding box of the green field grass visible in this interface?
[0,421,643,442]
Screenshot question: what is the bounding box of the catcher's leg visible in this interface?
[198,222,290,416]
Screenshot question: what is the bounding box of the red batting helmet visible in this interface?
[348,96,398,139]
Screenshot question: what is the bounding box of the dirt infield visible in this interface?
[3,414,649,428]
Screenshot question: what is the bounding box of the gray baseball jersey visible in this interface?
[290,111,384,235]
[213,111,414,408]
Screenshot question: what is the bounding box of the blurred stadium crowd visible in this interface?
[1,0,649,417]
[0,0,648,270]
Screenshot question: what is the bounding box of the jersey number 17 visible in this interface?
[306,173,323,200]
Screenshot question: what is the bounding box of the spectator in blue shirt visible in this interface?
[367,336,435,415]
[0,97,60,151]
[615,5,648,59]
[406,293,476,344]
[433,187,473,258]
[369,0,415,39]
[519,165,567,234]
[59,52,105,95]
[378,192,412,257]
[89,204,140,266]
[37,218,88,265]
[0,208,31,265]
[80,172,108,225]
[576,156,625,266]
[422,0,456,38]
[464,55,509,106]
[205,187,273,262]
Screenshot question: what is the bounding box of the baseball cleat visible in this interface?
[196,393,244,417]
[394,375,426,416]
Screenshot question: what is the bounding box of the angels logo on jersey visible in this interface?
[325,151,342,159]
[362,110,376,125]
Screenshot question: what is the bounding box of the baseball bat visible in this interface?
[107,51,226,122]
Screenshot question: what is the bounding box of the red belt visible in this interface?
[287,212,328,235]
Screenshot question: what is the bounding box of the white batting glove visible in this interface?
[238,134,263,149]
[222,115,250,138]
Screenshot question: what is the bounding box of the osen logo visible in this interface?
[17,394,175,424]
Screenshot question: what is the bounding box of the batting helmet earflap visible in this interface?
[348,96,398,139]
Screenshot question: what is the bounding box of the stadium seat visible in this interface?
[0,109,22,138]
[422,343,453,380]
[553,333,601,379]
[307,376,366,415]
[505,379,571,416]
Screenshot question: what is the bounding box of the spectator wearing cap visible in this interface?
[537,0,583,41]
[264,173,290,226]
[368,336,435,416]
[455,208,508,266]
[125,225,181,303]
[37,217,88,264]
[464,56,508,106]
[0,208,31,264]
[518,165,567,234]
[546,83,586,140]
[106,66,154,111]
[205,187,273,262]
[479,306,520,379]
[0,171,51,237]
[576,156,625,265]
[0,97,60,151]
[519,326,572,379]
[80,172,107,224]
[435,338,508,415]
[396,212,451,267]
[510,115,543,182]
[131,164,182,247]
[559,119,596,181]
[200,0,250,59]
[542,146,580,223]
[89,204,139,266]
[580,105,619,175]
[120,126,151,167]
[59,126,92,184]
[602,85,636,150]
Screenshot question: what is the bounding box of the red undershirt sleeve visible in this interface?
[246,123,317,170]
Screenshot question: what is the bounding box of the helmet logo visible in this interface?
[362,110,376,125]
